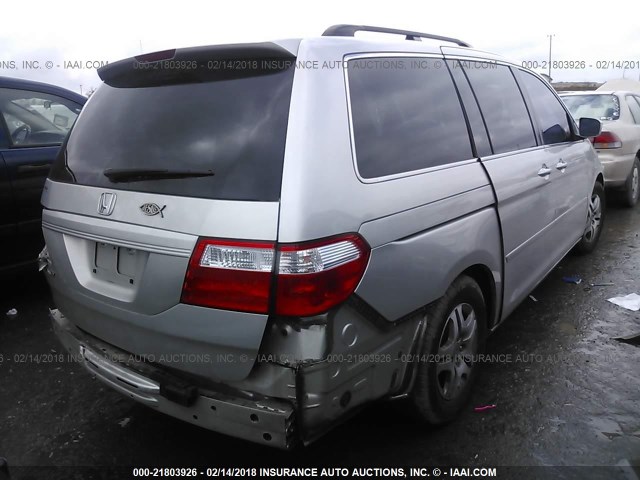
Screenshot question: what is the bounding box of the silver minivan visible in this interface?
[41,25,604,449]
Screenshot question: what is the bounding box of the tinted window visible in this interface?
[446,60,492,157]
[50,63,295,201]
[519,71,571,145]
[626,95,640,124]
[561,94,620,121]
[463,64,536,154]
[348,57,473,178]
[0,88,82,147]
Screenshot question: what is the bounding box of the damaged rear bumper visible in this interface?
[51,300,424,449]
[51,308,297,449]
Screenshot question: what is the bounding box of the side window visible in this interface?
[462,63,537,154]
[0,88,82,147]
[518,71,572,145]
[446,60,492,157]
[626,95,640,124]
[635,97,640,118]
[347,57,473,178]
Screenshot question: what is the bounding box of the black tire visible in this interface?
[575,182,605,255]
[622,158,640,208]
[410,275,487,425]
[0,457,8,480]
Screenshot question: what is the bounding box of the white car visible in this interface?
[561,91,640,206]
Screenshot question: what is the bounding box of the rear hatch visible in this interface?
[42,43,297,382]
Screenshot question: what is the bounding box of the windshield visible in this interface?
[560,94,620,121]
[50,57,295,202]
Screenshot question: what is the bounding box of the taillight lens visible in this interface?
[181,239,275,314]
[275,235,370,316]
[592,131,622,149]
[181,234,370,316]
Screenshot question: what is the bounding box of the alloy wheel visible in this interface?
[631,165,639,203]
[584,193,602,242]
[436,303,479,400]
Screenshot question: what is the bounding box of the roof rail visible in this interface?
[322,24,471,47]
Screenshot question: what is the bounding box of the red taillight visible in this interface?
[181,239,275,314]
[181,234,370,316]
[592,131,622,149]
[275,234,370,316]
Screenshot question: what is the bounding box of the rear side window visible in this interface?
[348,57,473,179]
[463,63,537,154]
[518,71,571,145]
[50,61,295,201]
[626,95,640,124]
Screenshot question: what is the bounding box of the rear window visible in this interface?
[560,94,620,121]
[50,58,295,201]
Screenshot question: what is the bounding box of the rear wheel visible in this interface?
[623,158,639,208]
[410,275,486,424]
[575,182,605,254]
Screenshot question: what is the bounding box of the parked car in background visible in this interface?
[561,91,640,207]
[42,25,604,448]
[0,77,85,274]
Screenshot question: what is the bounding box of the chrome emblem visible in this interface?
[140,203,166,218]
[97,192,117,216]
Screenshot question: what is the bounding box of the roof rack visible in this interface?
[322,24,471,48]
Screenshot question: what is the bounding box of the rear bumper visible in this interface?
[50,308,297,449]
[596,151,635,187]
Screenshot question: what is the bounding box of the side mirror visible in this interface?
[579,117,602,138]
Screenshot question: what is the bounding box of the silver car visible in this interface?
[41,25,604,449]
[561,91,640,207]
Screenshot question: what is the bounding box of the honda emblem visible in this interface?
[97,192,117,216]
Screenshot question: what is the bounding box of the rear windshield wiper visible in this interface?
[103,168,215,183]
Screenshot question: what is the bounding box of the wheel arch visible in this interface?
[457,264,498,330]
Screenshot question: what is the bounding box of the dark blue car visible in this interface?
[0,77,86,274]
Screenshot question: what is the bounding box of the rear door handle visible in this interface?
[556,160,568,172]
[537,165,551,178]
[17,164,51,174]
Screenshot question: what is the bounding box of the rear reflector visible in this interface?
[592,131,622,149]
[181,234,370,316]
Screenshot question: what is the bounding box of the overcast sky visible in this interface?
[2,0,639,94]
